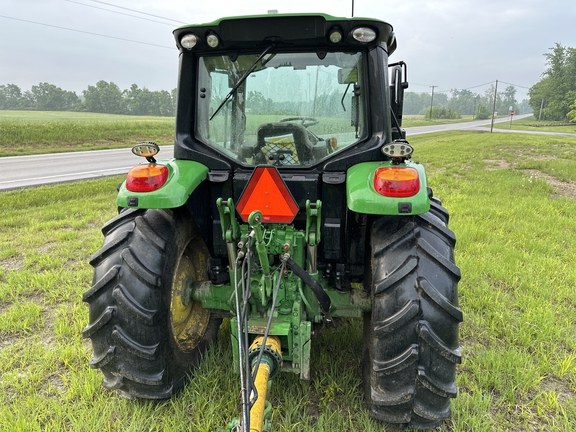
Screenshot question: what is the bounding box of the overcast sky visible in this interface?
[1,0,575,102]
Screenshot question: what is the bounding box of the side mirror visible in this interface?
[388,61,408,139]
[391,66,402,105]
[338,68,358,85]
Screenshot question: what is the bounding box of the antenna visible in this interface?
[351,0,355,17]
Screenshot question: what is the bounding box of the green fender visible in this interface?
[346,160,430,215]
[117,159,209,209]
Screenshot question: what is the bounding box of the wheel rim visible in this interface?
[170,238,211,352]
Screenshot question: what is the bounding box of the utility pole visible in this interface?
[429,85,437,119]
[490,79,498,133]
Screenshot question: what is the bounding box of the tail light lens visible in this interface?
[373,167,420,197]
[126,164,169,192]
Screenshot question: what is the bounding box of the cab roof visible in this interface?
[173,13,396,54]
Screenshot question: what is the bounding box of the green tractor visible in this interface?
[83,13,462,431]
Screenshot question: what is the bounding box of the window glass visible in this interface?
[197,51,365,166]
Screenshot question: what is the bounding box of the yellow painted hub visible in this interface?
[169,238,211,352]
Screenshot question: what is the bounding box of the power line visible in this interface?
[460,80,497,90]
[410,82,433,87]
[0,14,173,49]
[499,80,531,89]
[65,0,175,26]
[88,0,186,24]
[437,81,496,93]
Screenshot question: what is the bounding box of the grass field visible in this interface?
[493,115,576,133]
[0,111,174,156]
[0,111,485,157]
[1,130,576,431]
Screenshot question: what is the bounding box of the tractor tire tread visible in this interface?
[83,208,219,400]
[364,203,461,429]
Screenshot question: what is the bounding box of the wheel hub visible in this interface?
[170,246,211,352]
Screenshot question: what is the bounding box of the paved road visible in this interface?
[1,114,574,191]
[406,113,533,135]
[0,146,173,191]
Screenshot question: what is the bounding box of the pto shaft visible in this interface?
[248,335,282,432]
[249,362,271,432]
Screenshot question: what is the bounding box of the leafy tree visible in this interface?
[247,91,274,115]
[403,92,430,115]
[500,85,517,114]
[124,83,142,114]
[447,89,477,115]
[529,43,576,121]
[0,84,24,109]
[171,88,178,113]
[28,82,79,111]
[425,106,461,119]
[568,99,576,122]
[157,90,174,116]
[82,80,125,114]
[475,104,491,120]
[518,99,532,115]
[403,92,449,115]
[123,84,174,116]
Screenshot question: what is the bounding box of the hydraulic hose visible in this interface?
[285,257,331,321]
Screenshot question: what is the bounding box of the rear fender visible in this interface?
[346,161,430,215]
[117,159,209,209]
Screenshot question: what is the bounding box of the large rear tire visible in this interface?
[83,208,221,399]
[363,206,462,428]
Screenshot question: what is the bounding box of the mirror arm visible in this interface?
[341,83,352,111]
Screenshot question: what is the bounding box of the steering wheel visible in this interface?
[279,116,319,128]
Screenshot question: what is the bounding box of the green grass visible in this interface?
[2,131,576,430]
[0,111,487,157]
[492,114,576,133]
[0,110,174,156]
[401,115,476,127]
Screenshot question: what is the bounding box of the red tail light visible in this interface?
[373,167,420,197]
[126,164,169,192]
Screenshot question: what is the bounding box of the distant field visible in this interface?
[1,131,576,431]
[0,110,488,157]
[0,111,174,156]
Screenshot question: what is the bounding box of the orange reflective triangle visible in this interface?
[237,167,299,223]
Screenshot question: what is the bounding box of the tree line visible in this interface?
[529,43,576,122]
[0,81,177,116]
[247,85,530,120]
[404,85,531,119]
[1,79,536,120]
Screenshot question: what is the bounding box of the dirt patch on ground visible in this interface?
[484,159,511,170]
[523,169,576,199]
[0,256,25,272]
[540,376,575,404]
[484,159,576,199]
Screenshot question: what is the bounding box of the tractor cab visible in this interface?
[172,14,405,171]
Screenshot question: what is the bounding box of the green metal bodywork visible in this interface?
[175,13,389,30]
[173,13,397,55]
[346,160,430,215]
[117,159,208,209]
[185,200,372,381]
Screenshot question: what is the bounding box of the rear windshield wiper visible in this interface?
[210,45,274,121]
